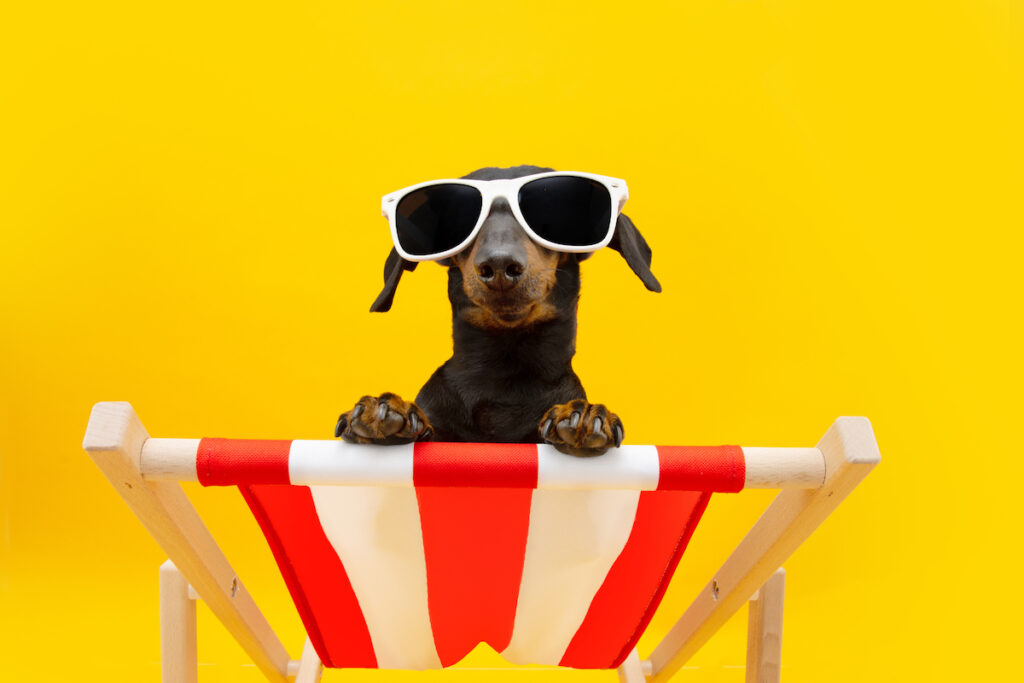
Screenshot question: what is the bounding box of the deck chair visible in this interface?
[83,402,880,683]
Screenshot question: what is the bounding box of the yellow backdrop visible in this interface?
[2,1,1022,681]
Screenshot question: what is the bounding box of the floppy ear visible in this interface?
[608,213,662,292]
[370,247,418,312]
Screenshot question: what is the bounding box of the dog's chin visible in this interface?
[463,293,555,329]
[490,303,536,324]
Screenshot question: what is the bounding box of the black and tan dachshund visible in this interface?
[335,165,661,456]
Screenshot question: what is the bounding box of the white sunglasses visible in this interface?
[381,171,629,262]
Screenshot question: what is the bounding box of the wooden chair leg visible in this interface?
[617,648,647,683]
[293,638,323,683]
[160,560,198,683]
[746,568,785,683]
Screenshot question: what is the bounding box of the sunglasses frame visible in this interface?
[381,171,629,262]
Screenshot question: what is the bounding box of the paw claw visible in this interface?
[336,394,432,445]
[538,401,623,457]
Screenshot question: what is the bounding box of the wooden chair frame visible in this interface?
[83,402,880,682]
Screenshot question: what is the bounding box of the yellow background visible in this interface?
[2,1,1022,680]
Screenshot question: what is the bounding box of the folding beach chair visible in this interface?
[83,402,880,683]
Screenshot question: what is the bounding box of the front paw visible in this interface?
[539,399,624,457]
[335,393,432,445]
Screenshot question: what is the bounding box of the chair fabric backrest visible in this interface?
[198,439,745,670]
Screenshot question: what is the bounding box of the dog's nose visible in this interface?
[474,201,528,291]
[476,253,525,290]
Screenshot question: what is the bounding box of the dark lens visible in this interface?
[395,184,482,257]
[518,176,612,248]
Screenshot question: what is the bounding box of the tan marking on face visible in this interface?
[453,240,567,330]
[461,300,559,329]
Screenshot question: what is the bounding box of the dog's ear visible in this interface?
[608,213,662,292]
[370,247,418,312]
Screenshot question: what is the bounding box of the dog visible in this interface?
[334,165,660,456]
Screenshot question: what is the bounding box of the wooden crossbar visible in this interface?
[138,438,826,490]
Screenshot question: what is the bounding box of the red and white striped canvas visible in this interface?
[197,439,745,670]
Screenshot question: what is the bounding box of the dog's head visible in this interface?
[370,165,661,327]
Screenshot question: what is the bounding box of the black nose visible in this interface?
[476,253,526,290]
[473,199,529,291]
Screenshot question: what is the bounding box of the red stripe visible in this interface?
[656,446,745,492]
[558,490,712,669]
[240,485,377,668]
[416,486,533,666]
[197,438,291,486]
[413,442,538,488]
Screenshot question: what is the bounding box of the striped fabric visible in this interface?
[199,440,744,670]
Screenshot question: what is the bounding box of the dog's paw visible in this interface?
[335,393,433,445]
[538,399,623,457]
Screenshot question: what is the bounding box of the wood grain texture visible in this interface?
[160,561,197,683]
[746,569,785,683]
[293,638,324,683]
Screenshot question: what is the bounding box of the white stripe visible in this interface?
[288,440,415,486]
[537,444,660,490]
[309,485,441,670]
[501,489,641,665]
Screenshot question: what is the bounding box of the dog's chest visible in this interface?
[469,399,535,439]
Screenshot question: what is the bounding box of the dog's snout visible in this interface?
[476,253,526,290]
[473,204,529,291]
